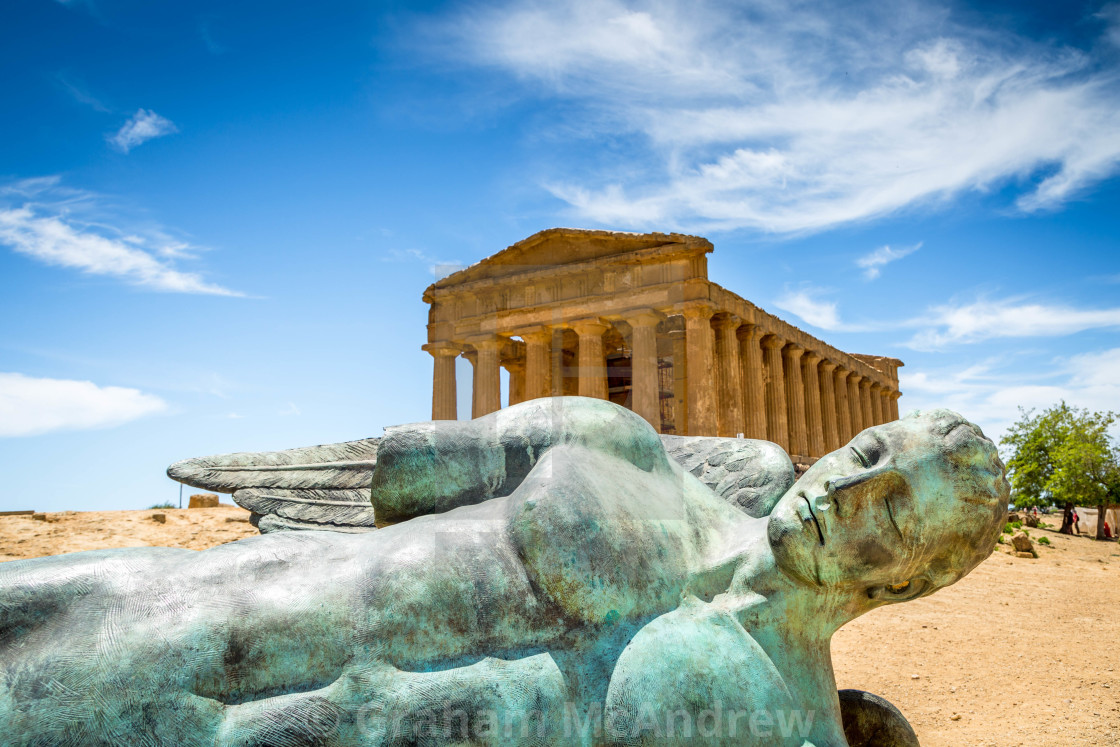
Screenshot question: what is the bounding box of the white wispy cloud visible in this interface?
[55,72,110,112]
[905,297,1120,350]
[198,16,227,55]
[901,348,1120,442]
[383,248,465,279]
[432,0,1120,233]
[773,288,848,331]
[0,177,242,296]
[1098,4,1120,48]
[771,286,1120,348]
[109,109,177,153]
[0,373,166,437]
[856,242,921,280]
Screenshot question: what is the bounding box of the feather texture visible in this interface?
[660,434,794,518]
[166,438,380,492]
[233,488,377,528]
[253,514,376,534]
[167,432,793,534]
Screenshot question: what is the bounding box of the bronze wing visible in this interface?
[167,433,792,533]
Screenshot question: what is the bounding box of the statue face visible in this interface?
[767,417,966,602]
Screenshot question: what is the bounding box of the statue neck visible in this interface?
[692,514,865,641]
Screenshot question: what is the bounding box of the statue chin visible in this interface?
[766,498,820,587]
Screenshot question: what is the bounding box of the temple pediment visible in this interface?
[429,228,711,290]
[421,227,903,456]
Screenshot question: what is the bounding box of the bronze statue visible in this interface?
[0,397,1007,745]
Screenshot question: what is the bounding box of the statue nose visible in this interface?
[813,493,834,515]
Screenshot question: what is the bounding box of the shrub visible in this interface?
[1037,536,1051,546]
[148,502,176,509]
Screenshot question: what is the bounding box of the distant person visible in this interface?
[1104,521,1112,539]
[1073,509,1081,535]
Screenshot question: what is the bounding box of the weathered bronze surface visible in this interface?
[0,397,1007,745]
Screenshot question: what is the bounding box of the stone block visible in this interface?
[151,513,166,523]
[1011,532,1033,553]
[188,493,220,509]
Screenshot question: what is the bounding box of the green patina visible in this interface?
[0,397,1008,745]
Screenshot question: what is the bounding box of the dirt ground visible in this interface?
[0,504,257,561]
[1,509,1116,745]
[833,516,1120,746]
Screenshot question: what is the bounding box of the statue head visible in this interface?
[767,409,1009,609]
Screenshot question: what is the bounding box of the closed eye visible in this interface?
[885,497,904,540]
[850,446,869,468]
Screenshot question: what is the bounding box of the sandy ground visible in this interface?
[0,505,257,561]
[833,516,1120,746]
[1,509,1117,745]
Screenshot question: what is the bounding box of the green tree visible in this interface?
[1002,402,1119,539]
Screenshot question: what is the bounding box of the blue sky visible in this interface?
[1,0,1118,512]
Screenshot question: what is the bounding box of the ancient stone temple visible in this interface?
[422,228,903,460]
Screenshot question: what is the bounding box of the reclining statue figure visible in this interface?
[0,397,1008,746]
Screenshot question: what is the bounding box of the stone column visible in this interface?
[713,314,745,437]
[834,368,852,445]
[423,342,459,420]
[869,383,883,425]
[571,319,609,400]
[761,335,788,451]
[624,310,663,430]
[737,324,767,440]
[682,304,717,436]
[463,350,478,416]
[859,378,874,431]
[669,328,688,434]
[802,352,825,457]
[880,388,893,423]
[550,327,568,397]
[468,336,503,418]
[783,345,808,457]
[819,360,839,451]
[889,390,901,421]
[847,374,864,435]
[504,359,526,407]
[521,328,552,401]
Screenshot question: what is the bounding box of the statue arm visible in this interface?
[166,397,795,534]
[370,397,672,525]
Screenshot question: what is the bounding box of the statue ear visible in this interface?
[866,578,929,603]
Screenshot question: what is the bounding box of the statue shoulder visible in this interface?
[604,598,794,742]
